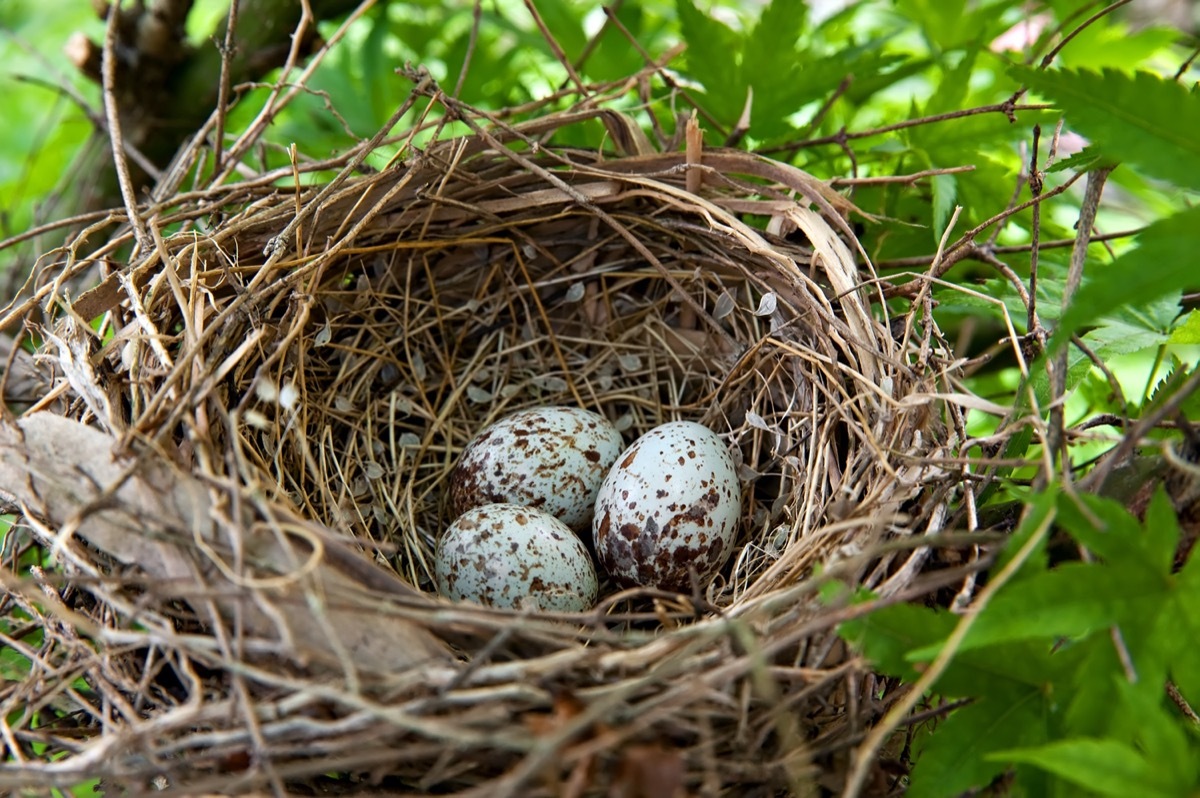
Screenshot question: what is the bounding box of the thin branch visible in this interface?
[452,0,484,99]
[1037,1,1134,69]
[1039,166,1113,490]
[761,102,1052,158]
[601,6,726,136]
[1027,125,1043,334]
[211,0,242,178]
[101,3,149,250]
[1083,367,1200,493]
[830,165,975,187]
[875,228,1142,270]
[524,0,588,98]
[882,170,1088,299]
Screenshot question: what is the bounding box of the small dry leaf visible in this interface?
[410,352,427,382]
[618,353,642,372]
[533,375,568,393]
[467,385,493,403]
[753,292,777,316]
[391,392,414,415]
[564,282,586,303]
[314,321,332,346]
[397,432,420,447]
[334,396,354,413]
[713,291,735,319]
[745,411,771,431]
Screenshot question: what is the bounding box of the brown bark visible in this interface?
[73,0,364,197]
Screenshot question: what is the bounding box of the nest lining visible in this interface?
[0,98,973,795]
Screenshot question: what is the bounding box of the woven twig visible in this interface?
[0,82,977,796]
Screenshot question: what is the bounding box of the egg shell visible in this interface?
[448,406,624,531]
[435,503,598,612]
[593,421,741,592]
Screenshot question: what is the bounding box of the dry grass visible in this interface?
[0,75,982,796]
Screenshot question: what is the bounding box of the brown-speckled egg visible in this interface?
[448,406,624,532]
[435,503,597,612]
[592,421,741,592]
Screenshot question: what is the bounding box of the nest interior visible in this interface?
[0,96,968,795]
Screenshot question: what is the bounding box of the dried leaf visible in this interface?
[0,414,449,674]
[753,292,777,316]
[714,291,736,319]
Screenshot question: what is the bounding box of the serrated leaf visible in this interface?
[907,697,1047,798]
[1111,678,1198,788]
[988,487,1057,582]
[1169,310,1200,344]
[1141,488,1183,575]
[840,602,955,680]
[743,0,806,94]
[907,562,1164,660]
[990,739,1179,797]
[1010,66,1200,190]
[677,0,743,123]
[1050,206,1200,351]
[1170,546,1200,705]
[1056,492,1167,576]
[1046,145,1108,174]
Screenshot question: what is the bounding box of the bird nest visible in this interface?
[0,83,974,795]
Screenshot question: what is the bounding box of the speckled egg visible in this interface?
[592,421,741,592]
[435,503,598,612]
[448,406,624,532]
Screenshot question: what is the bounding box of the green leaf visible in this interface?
[840,603,955,680]
[930,172,956,242]
[1141,488,1184,575]
[907,562,1164,660]
[907,696,1048,798]
[1111,678,1198,789]
[990,739,1180,797]
[988,487,1057,581]
[1050,206,1200,351]
[1057,492,1169,577]
[1170,541,1200,705]
[1055,21,1178,73]
[1169,310,1200,344]
[1046,146,1110,174]
[677,0,744,123]
[1010,66,1200,190]
[744,0,807,81]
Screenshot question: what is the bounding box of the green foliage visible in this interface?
[1012,65,1200,191]
[841,490,1200,797]
[1051,207,1200,352]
